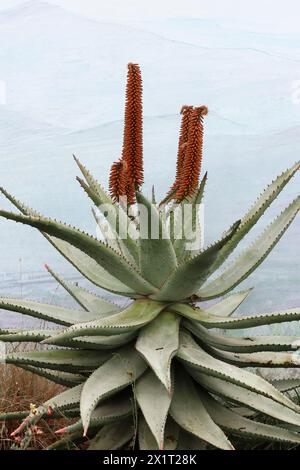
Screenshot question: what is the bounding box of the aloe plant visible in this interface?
[0,63,300,450]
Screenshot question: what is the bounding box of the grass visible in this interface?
[0,363,69,450]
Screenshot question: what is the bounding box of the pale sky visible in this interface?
[0,0,300,33]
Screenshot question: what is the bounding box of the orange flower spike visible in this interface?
[170,105,193,193]
[122,63,143,190]
[109,159,127,203]
[176,105,208,201]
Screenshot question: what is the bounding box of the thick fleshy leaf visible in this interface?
[80,346,147,434]
[272,379,300,392]
[138,414,158,450]
[204,289,252,317]
[47,237,136,296]
[43,300,166,344]
[194,373,300,427]
[203,160,300,276]
[0,187,135,296]
[69,331,137,350]
[138,416,180,450]
[15,365,85,387]
[198,196,300,299]
[74,156,139,264]
[0,210,156,295]
[0,328,135,350]
[58,392,133,434]
[88,418,134,450]
[200,391,300,445]
[5,349,111,372]
[0,329,58,343]
[173,173,207,260]
[151,220,240,301]
[45,265,119,315]
[136,310,180,390]
[183,306,300,330]
[45,384,83,410]
[170,366,234,450]
[210,348,300,367]
[184,320,300,353]
[136,192,177,287]
[0,298,96,326]
[177,331,300,413]
[136,370,172,449]
[177,431,207,450]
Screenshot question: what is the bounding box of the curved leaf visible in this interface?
[136,310,180,391]
[198,196,300,299]
[173,173,207,259]
[187,306,300,330]
[45,265,119,315]
[136,370,171,449]
[80,346,147,434]
[194,373,300,427]
[210,348,300,368]
[74,156,139,263]
[0,210,156,295]
[204,289,252,317]
[43,300,165,344]
[0,298,93,326]
[88,417,134,450]
[170,366,234,450]
[206,160,300,275]
[177,331,300,413]
[59,392,133,434]
[136,192,177,287]
[200,391,300,445]
[184,320,299,353]
[15,365,85,387]
[152,220,240,301]
[0,187,135,296]
[6,349,111,372]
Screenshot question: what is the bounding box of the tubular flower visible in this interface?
[109,159,127,203]
[168,105,193,197]
[122,63,143,197]
[176,105,208,201]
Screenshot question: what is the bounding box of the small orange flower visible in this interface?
[169,105,193,195]
[109,159,127,203]
[121,63,143,199]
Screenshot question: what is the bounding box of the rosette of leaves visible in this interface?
[0,63,299,450]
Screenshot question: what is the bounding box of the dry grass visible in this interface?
[0,363,67,450]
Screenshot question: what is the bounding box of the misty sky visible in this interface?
[1,0,300,33]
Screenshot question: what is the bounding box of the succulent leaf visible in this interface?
[0,298,95,326]
[198,195,300,299]
[136,192,177,287]
[136,370,172,449]
[152,219,241,301]
[6,349,111,372]
[170,366,234,450]
[194,373,300,427]
[177,331,300,412]
[45,265,119,315]
[0,210,156,295]
[136,310,180,391]
[200,391,300,445]
[80,346,147,434]
[43,299,166,344]
[87,418,134,450]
